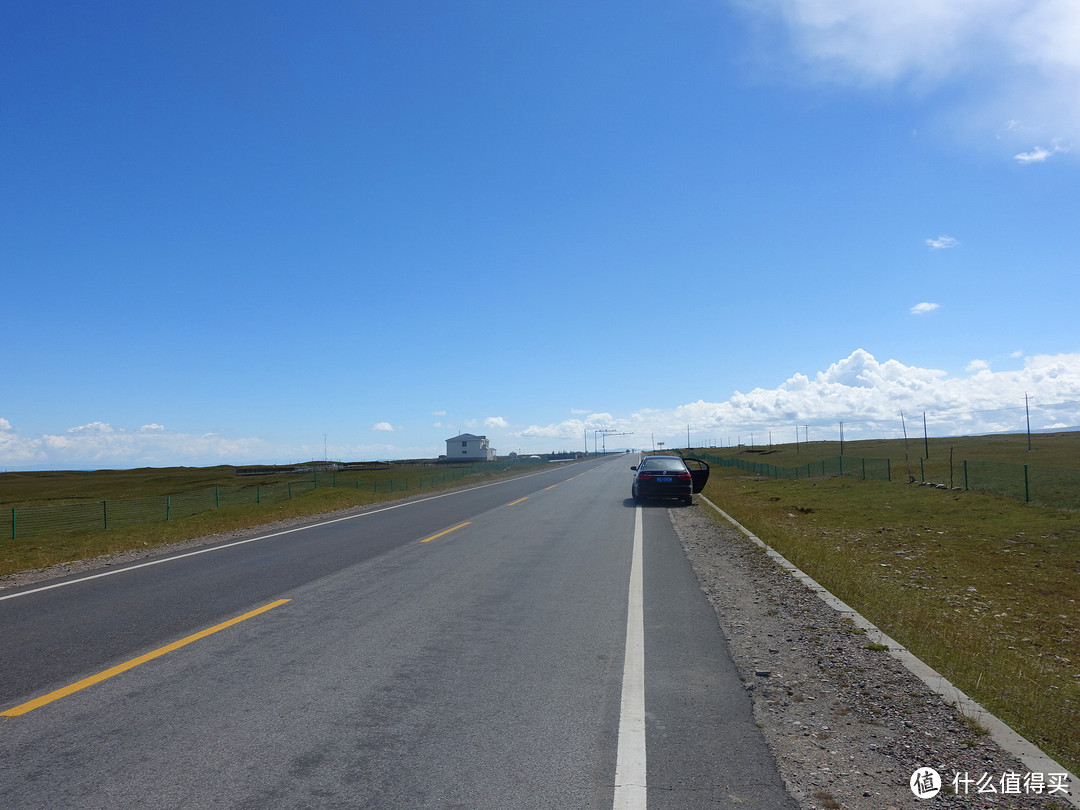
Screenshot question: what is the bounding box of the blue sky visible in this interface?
[2,1,1079,468]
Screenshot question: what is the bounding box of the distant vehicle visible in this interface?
[630,455,709,505]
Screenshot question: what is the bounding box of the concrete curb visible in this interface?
[698,494,1078,808]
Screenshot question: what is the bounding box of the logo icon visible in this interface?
[911,767,942,799]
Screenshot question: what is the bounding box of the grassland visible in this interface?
[696,432,1079,776]
[0,459,549,576]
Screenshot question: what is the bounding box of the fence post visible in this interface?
[215,486,220,508]
[257,485,262,505]
[103,500,108,531]
[963,460,968,491]
[11,507,15,540]
[887,458,891,482]
[920,458,925,483]
[1024,464,1030,503]
[288,482,293,499]
[167,495,171,521]
[861,458,866,479]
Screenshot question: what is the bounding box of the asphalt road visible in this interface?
[0,455,797,809]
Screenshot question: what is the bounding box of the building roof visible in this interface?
[446,433,487,442]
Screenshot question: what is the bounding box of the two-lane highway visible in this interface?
[0,455,796,808]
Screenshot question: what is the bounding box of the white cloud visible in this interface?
[1014,143,1069,163]
[966,359,990,372]
[735,0,1080,150]
[432,410,447,416]
[910,302,940,315]
[510,350,1080,450]
[484,416,509,428]
[0,420,268,469]
[372,422,395,432]
[926,235,959,249]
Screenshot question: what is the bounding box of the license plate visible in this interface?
[656,476,673,482]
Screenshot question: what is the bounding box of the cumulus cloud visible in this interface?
[966,359,990,372]
[926,235,959,249]
[372,422,395,432]
[484,416,509,428]
[734,0,1080,152]
[910,302,940,315]
[510,350,1080,450]
[0,420,268,469]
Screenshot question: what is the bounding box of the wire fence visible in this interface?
[1,463,499,541]
[687,452,1080,509]
[688,453,893,482]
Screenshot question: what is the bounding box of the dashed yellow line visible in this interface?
[544,484,558,491]
[2,599,291,717]
[507,497,528,506]
[420,521,471,543]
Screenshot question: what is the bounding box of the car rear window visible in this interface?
[641,458,687,472]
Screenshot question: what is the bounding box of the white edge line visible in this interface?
[0,467,563,603]
[699,494,1079,807]
[613,505,647,809]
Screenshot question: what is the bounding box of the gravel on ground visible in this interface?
[670,502,1073,810]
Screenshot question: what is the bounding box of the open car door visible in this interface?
[684,458,710,493]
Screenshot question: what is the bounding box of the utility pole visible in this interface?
[923,412,929,459]
[1025,393,1032,451]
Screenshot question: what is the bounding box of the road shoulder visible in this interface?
[671,503,1070,810]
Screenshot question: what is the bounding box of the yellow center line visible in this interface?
[507,497,528,506]
[544,484,558,491]
[2,599,291,717]
[419,521,471,543]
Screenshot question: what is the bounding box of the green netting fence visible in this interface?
[961,459,1080,508]
[1,464,494,541]
[685,452,1079,509]
[686,453,893,482]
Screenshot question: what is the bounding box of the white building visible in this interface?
[446,433,496,461]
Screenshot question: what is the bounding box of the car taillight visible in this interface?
[637,473,652,480]
[676,473,692,481]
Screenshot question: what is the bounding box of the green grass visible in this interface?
[0,459,553,576]
[700,460,1080,777]
[704,430,1080,481]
